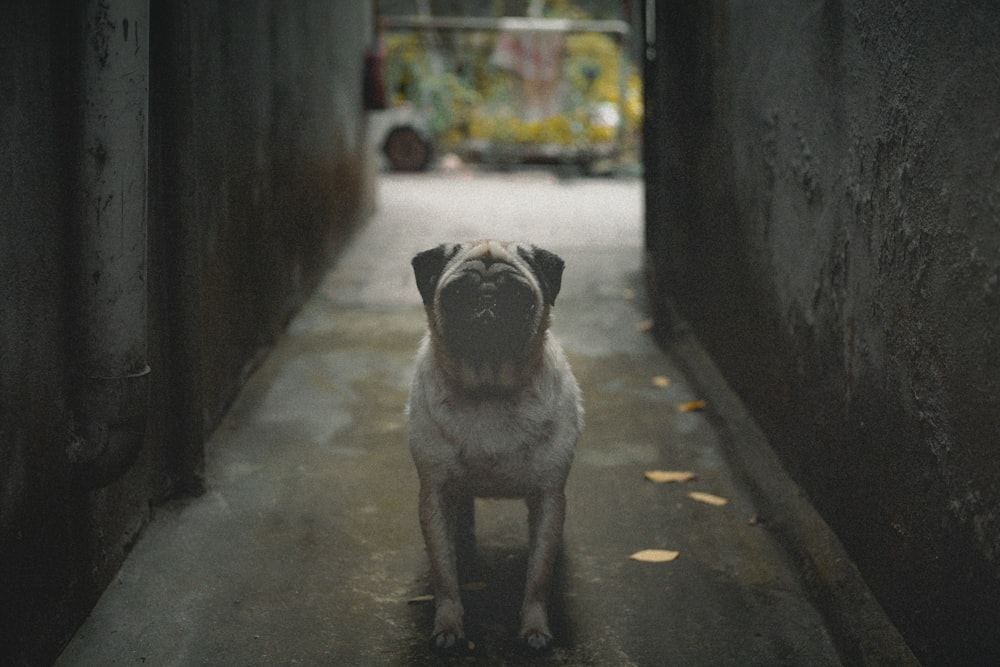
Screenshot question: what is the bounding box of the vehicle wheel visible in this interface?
[383,125,432,171]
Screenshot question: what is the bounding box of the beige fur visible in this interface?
[407,240,582,651]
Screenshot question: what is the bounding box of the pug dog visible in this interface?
[407,240,583,652]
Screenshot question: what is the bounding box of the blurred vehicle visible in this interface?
[371,11,640,173]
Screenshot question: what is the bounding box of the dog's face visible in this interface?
[412,240,565,389]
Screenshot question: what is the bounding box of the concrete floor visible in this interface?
[57,170,914,665]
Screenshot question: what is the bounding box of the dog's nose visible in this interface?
[474,280,498,320]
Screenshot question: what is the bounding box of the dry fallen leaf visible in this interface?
[407,594,435,605]
[688,491,729,507]
[678,400,707,412]
[651,375,671,388]
[629,549,680,563]
[635,319,654,332]
[644,470,697,483]
[460,581,487,592]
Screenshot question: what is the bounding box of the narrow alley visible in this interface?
[7,3,1000,664]
[55,171,913,666]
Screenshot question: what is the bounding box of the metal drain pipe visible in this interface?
[66,0,151,490]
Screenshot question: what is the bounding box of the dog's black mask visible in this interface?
[439,258,538,360]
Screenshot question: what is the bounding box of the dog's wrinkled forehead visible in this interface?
[445,240,524,274]
[412,240,565,307]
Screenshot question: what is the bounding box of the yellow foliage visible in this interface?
[382,5,646,150]
[586,123,616,143]
[625,73,644,127]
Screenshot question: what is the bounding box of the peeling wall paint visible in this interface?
[645,1,1000,663]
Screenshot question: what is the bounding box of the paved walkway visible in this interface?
[57,170,914,665]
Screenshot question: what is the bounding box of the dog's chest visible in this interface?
[441,399,554,494]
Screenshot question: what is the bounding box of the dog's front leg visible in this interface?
[521,489,566,651]
[418,484,464,649]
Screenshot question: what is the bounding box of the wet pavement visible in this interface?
[56,170,915,665]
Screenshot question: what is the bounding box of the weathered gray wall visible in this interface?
[645,1,1000,663]
[0,2,374,664]
[150,2,376,491]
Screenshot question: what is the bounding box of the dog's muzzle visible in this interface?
[473,281,499,321]
[439,260,539,357]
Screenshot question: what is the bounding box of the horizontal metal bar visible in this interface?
[380,15,631,37]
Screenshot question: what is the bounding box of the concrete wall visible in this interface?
[0,2,374,664]
[645,1,1000,663]
[644,1,1000,664]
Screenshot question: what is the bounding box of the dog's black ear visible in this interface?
[520,245,565,306]
[412,245,454,306]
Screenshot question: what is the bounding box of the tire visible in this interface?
[382,125,432,172]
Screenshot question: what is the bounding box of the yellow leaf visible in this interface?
[407,594,434,604]
[460,581,487,591]
[678,400,707,412]
[644,470,697,483]
[629,549,680,563]
[651,375,671,388]
[687,491,729,507]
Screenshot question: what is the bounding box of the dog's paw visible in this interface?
[429,629,466,652]
[430,600,465,652]
[520,628,554,653]
[519,601,553,652]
